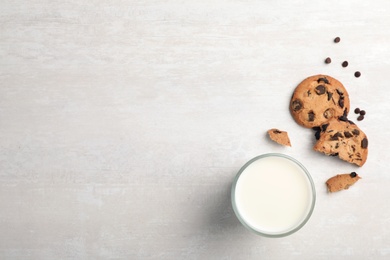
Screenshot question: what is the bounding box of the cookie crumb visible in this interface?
[267,128,291,147]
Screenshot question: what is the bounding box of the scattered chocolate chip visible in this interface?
[315,85,326,95]
[350,172,357,178]
[360,110,366,116]
[334,37,340,43]
[342,61,349,67]
[292,99,303,111]
[355,71,361,78]
[354,108,361,114]
[344,131,353,138]
[317,77,330,84]
[325,57,332,64]
[357,115,364,121]
[321,123,329,132]
[352,129,360,136]
[327,91,333,101]
[308,111,315,122]
[361,138,368,148]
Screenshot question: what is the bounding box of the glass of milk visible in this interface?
[231,153,316,237]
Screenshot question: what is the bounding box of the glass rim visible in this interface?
[231,153,316,238]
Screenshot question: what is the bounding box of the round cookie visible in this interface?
[290,75,350,128]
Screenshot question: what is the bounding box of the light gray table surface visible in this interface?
[1,0,390,259]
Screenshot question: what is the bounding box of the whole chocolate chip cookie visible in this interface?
[313,118,368,166]
[290,75,350,128]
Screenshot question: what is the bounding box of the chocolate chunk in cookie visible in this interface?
[313,118,368,166]
[290,75,350,128]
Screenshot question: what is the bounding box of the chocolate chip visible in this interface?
[348,120,355,125]
[321,123,329,132]
[307,90,311,96]
[312,126,321,131]
[273,129,282,134]
[351,145,356,152]
[342,61,348,67]
[330,153,339,156]
[344,131,353,138]
[343,108,348,117]
[317,77,330,84]
[330,132,343,141]
[355,71,361,78]
[339,115,347,121]
[338,98,344,108]
[292,99,303,111]
[315,130,321,140]
[327,91,333,101]
[336,89,344,96]
[354,108,361,114]
[357,115,364,121]
[352,129,360,136]
[350,172,357,178]
[361,138,368,148]
[325,57,332,64]
[334,37,340,43]
[315,85,326,95]
[360,110,366,116]
[308,111,315,122]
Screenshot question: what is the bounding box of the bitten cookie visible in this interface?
[326,172,361,192]
[267,128,291,146]
[290,75,350,128]
[313,118,368,166]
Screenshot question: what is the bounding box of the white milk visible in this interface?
[233,155,314,236]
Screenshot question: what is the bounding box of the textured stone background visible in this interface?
[1,0,389,259]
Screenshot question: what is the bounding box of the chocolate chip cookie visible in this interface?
[326,172,361,192]
[313,118,368,166]
[290,75,350,128]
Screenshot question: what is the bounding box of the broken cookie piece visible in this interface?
[267,128,291,147]
[326,172,361,192]
[313,118,368,166]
